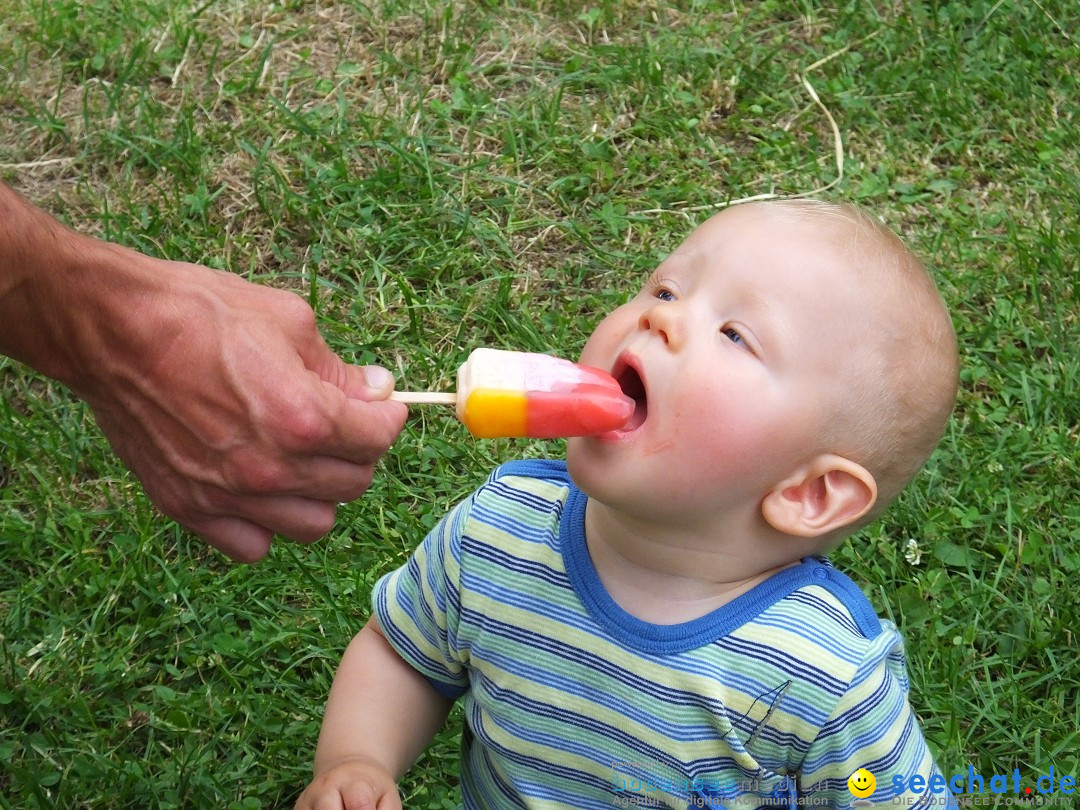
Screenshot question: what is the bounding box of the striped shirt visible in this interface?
[373,459,950,809]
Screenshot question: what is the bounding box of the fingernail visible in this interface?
[362,365,394,394]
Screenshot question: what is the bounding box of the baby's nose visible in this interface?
[638,301,684,348]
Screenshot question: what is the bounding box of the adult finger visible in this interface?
[218,452,378,503]
[187,515,275,563]
[321,396,408,466]
[346,364,397,401]
[211,494,340,545]
[187,495,345,557]
[270,456,378,503]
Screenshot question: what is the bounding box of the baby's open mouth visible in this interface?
[615,364,648,432]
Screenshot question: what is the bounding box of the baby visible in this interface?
[296,200,959,810]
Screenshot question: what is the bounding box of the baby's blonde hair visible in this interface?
[764,199,959,521]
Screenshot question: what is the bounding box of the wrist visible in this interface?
[0,186,71,376]
[0,185,153,389]
[313,753,393,778]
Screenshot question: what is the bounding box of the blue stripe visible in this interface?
[785,590,863,637]
[462,534,569,591]
[717,635,849,697]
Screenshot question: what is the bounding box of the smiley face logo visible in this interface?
[848,768,876,799]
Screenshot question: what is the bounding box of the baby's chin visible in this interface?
[563,441,593,486]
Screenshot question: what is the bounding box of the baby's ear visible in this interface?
[760,455,877,538]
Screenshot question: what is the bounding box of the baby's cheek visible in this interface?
[579,307,638,367]
[676,403,771,472]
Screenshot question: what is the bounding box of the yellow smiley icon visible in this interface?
[848,768,876,798]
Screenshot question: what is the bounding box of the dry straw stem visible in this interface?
[0,157,77,170]
[636,31,882,219]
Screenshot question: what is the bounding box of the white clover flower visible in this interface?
[904,538,923,566]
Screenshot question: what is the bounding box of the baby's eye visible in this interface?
[654,288,676,302]
[723,326,745,346]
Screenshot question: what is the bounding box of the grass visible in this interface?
[2,0,1078,806]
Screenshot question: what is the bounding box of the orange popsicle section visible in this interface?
[462,389,529,438]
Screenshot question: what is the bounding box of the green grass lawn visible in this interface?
[2,1,1078,807]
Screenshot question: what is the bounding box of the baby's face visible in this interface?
[567,204,884,528]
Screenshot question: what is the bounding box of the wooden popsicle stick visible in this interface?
[390,391,458,405]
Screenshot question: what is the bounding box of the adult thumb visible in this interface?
[354,364,395,400]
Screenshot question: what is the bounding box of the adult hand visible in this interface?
[83,251,408,562]
[1,184,407,561]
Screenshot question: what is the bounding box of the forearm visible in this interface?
[315,617,454,779]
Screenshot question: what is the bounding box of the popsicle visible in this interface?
[391,348,634,438]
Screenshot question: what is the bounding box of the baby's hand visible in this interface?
[294,756,401,810]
